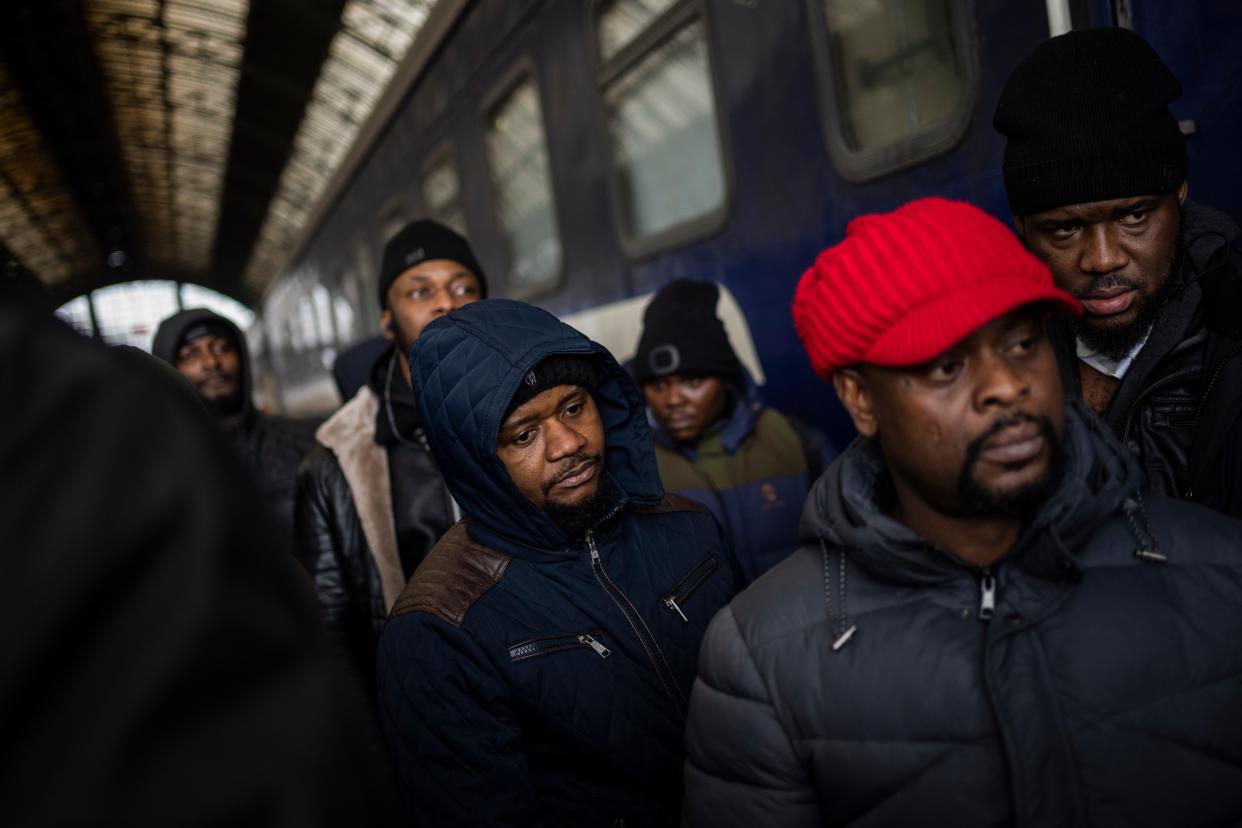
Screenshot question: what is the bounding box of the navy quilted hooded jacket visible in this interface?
[377,299,739,827]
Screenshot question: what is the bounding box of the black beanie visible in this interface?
[632,279,741,385]
[378,219,487,309]
[994,27,1186,215]
[505,355,598,418]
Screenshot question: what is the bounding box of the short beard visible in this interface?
[957,413,1062,518]
[202,390,244,420]
[544,473,617,540]
[1068,247,1181,360]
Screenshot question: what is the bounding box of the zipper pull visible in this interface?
[979,574,997,620]
[664,596,689,622]
[586,530,600,563]
[579,634,611,658]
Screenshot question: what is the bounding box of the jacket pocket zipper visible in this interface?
[661,555,720,623]
[508,630,611,662]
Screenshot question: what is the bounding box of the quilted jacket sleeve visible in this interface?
[377,612,541,827]
[684,605,821,827]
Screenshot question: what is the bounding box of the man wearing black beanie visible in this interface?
[295,218,487,707]
[995,27,1242,518]
[632,279,834,581]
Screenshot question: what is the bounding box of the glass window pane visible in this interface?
[312,284,337,346]
[598,0,678,62]
[603,21,726,241]
[824,0,964,153]
[55,295,94,336]
[422,154,467,236]
[180,282,255,331]
[91,279,181,351]
[379,203,407,244]
[486,78,562,288]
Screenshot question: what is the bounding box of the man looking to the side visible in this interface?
[633,279,833,581]
[153,307,318,538]
[295,219,484,701]
[994,26,1242,517]
[377,299,738,826]
[683,198,1242,827]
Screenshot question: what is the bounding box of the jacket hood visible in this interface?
[1182,200,1240,275]
[408,299,664,561]
[151,308,254,420]
[802,402,1143,586]
[648,365,762,458]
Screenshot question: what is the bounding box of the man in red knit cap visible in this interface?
[682,198,1242,827]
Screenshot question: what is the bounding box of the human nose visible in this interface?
[1079,224,1130,274]
[544,418,586,461]
[973,350,1028,411]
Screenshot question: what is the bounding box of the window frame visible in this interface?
[590,0,734,260]
[806,0,979,183]
[479,58,565,299]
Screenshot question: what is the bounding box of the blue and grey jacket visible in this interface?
[377,299,739,827]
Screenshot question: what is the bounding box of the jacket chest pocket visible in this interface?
[507,630,611,662]
[660,555,720,623]
[1148,394,1199,431]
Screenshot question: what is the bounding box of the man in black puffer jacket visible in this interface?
[153,307,318,539]
[684,198,1242,827]
[994,27,1242,517]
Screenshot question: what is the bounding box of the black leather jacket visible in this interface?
[1054,201,1242,518]
[295,352,457,698]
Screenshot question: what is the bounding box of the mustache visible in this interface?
[963,412,1055,468]
[542,453,601,495]
[1072,273,1141,299]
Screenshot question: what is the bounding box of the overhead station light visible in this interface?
[84,0,248,274]
[0,59,100,286]
[242,0,436,293]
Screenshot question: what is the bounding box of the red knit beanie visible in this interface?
[792,198,1080,379]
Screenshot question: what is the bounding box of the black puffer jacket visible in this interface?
[152,308,318,536]
[685,404,1242,827]
[1053,201,1242,518]
[295,350,457,698]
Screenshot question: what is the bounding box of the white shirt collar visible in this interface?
[1075,325,1153,380]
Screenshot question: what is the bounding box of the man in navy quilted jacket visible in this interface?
[376,299,739,826]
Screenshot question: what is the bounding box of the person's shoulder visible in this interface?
[725,543,826,646]
[1143,495,1242,566]
[388,523,512,628]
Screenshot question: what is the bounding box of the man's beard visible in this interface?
[957,413,1063,518]
[544,465,616,540]
[1068,247,1181,361]
[202,389,244,420]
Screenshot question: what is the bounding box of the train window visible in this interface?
[594,0,729,253]
[810,0,975,181]
[484,73,562,290]
[378,201,408,244]
[421,145,467,236]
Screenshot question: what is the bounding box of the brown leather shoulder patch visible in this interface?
[627,492,708,516]
[388,523,511,627]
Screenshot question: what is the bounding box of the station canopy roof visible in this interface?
[0,0,438,305]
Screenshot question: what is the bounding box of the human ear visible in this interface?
[1175,180,1189,205]
[832,368,877,437]
[380,310,395,341]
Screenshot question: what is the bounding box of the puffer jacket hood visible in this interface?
[151,308,254,420]
[408,299,664,561]
[802,401,1143,588]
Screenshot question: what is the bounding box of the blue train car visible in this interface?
[257,0,1242,450]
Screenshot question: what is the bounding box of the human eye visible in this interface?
[453,282,478,297]
[511,427,536,447]
[685,377,703,389]
[563,401,584,418]
[1119,209,1150,227]
[410,285,432,300]
[927,356,964,382]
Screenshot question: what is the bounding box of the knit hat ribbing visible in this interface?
[792,198,1080,378]
[994,27,1185,215]
[504,355,598,419]
[632,280,742,385]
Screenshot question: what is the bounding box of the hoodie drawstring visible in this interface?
[1123,492,1166,564]
[819,537,857,651]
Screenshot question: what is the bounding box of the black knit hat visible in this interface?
[378,219,487,309]
[994,27,1186,215]
[632,279,741,385]
[505,355,598,418]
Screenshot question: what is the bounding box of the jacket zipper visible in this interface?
[978,569,997,621]
[578,633,611,658]
[508,631,611,662]
[586,529,687,711]
[661,555,720,623]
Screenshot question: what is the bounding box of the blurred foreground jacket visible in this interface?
[684,404,1242,827]
[0,303,402,826]
[377,300,740,827]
